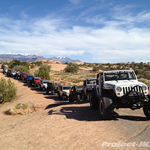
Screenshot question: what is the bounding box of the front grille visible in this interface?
[123,86,143,95]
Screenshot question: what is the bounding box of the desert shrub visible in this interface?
[135,69,142,75]
[143,71,150,80]
[34,70,39,77]
[72,78,84,83]
[4,103,31,115]
[38,70,50,80]
[39,64,51,72]
[30,64,35,69]
[15,103,28,110]
[34,65,50,80]
[64,63,79,73]
[87,64,93,67]
[137,62,144,69]
[93,66,99,72]
[21,61,30,69]
[34,61,42,66]
[0,78,17,104]
[13,65,30,73]
[64,62,68,64]
[8,59,22,68]
[7,60,30,69]
[34,64,51,80]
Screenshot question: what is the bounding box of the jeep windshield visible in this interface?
[77,85,84,90]
[35,78,40,80]
[63,87,71,90]
[104,71,136,81]
[87,79,96,84]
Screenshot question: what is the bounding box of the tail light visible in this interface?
[70,90,72,94]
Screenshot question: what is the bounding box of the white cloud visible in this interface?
[0,5,150,63]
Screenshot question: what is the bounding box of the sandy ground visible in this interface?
[0,68,150,150]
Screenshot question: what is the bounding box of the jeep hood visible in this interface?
[104,80,147,89]
[63,90,70,96]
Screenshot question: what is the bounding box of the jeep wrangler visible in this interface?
[46,82,60,95]
[90,70,150,120]
[69,85,84,102]
[82,78,96,101]
[57,85,72,100]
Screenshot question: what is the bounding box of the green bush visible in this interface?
[135,69,142,75]
[33,61,42,66]
[0,78,17,104]
[13,65,30,73]
[93,66,99,72]
[38,70,50,80]
[34,64,50,80]
[39,64,51,72]
[21,62,30,69]
[30,64,35,69]
[8,60,22,68]
[64,63,79,73]
[7,60,30,69]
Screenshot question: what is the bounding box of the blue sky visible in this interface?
[0,0,150,63]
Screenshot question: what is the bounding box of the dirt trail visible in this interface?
[0,69,150,150]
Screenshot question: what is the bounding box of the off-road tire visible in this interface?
[82,91,86,101]
[99,95,113,120]
[51,90,55,95]
[143,102,150,120]
[46,88,49,94]
[76,95,80,101]
[58,92,60,98]
[90,90,98,110]
[40,85,42,90]
[69,95,74,102]
[62,94,66,100]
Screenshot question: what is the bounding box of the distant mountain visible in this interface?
[2,52,43,58]
[0,53,81,63]
[50,56,81,63]
[0,52,44,62]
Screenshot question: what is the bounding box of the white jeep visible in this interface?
[90,70,150,120]
[57,85,72,100]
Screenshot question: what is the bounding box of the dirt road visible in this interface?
[0,69,150,150]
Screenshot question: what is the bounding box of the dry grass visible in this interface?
[4,103,35,115]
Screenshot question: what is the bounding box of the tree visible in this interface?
[0,78,17,104]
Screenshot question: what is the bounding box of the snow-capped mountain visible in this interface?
[50,56,81,63]
[0,52,43,62]
[0,53,81,63]
[6,52,43,58]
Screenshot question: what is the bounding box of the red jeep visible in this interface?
[21,72,29,80]
[31,77,41,87]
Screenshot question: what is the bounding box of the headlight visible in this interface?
[116,86,122,92]
[142,85,147,91]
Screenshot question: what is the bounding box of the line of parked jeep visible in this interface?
[1,63,150,120]
[1,64,96,103]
